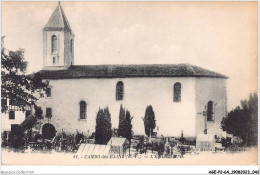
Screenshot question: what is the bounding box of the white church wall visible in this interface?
[38,77,197,137]
[195,77,227,137]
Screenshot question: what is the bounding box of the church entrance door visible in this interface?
[42,123,56,140]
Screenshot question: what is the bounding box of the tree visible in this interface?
[125,110,133,154]
[2,37,47,149]
[179,130,186,144]
[117,105,133,154]
[221,93,258,146]
[143,105,156,137]
[125,110,133,143]
[117,106,133,139]
[1,36,48,112]
[103,107,112,143]
[118,104,126,137]
[95,107,112,144]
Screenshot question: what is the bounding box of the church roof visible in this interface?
[37,64,228,79]
[43,2,72,32]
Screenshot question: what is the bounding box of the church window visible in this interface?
[173,82,181,102]
[116,81,124,100]
[80,101,87,119]
[70,39,73,53]
[46,87,51,97]
[51,35,57,53]
[207,101,214,121]
[9,111,15,119]
[53,57,55,64]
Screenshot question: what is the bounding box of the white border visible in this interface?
[0,0,259,174]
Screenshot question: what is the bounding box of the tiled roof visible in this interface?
[37,64,228,79]
[43,2,72,32]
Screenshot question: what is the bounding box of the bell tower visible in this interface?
[42,2,74,70]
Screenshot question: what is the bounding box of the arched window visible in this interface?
[70,39,73,53]
[173,82,181,102]
[116,81,124,100]
[207,101,214,121]
[51,35,57,53]
[80,101,87,119]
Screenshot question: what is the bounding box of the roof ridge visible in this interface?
[59,2,71,30]
[57,3,65,28]
[71,63,186,67]
[39,64,228,79]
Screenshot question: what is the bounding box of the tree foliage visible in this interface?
[118,104,126,137]
[118,105,133,143]
[125,110,133,143]
[1,36,48,111]
[179,130,186,144]
[95,107,112,144]
[143,105,156,137]
[221,93,258,146]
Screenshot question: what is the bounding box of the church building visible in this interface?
[36,3,228,138]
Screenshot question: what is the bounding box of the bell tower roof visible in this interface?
[43,2,72,32]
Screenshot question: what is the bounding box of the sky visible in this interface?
[2,1,258,110]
